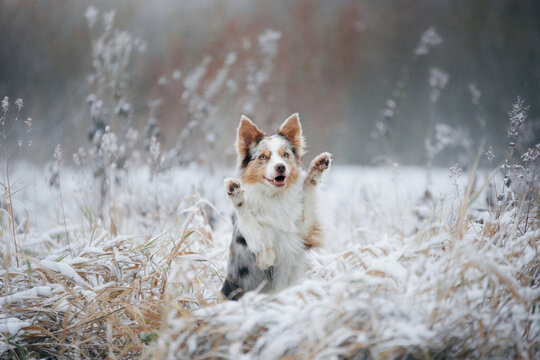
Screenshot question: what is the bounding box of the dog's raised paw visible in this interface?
[224,178,244,207]
[306,152,333,185]
[224,178,241,195]
[311,152,333,171]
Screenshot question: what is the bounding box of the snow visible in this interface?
[1,161,538,358]
[0,318,31,336]
[39,259,91,288]
[0,285,59,306]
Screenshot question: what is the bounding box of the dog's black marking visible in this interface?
[241,152,252,168]
[241,138,265,169]
[278,133,296,156]
[221,224,271,301]
[222,278,243,300]
[238,266,249,277]
[236,235,247,246]
[291,146,297,156]
[265,266,274,281]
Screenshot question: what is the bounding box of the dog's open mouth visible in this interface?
[266,175,287,187]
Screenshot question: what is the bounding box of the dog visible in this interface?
[221,113,332,300]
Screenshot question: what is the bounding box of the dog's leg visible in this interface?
[221,227,270,300]
[302,152,333,249]
[224,178,275,269]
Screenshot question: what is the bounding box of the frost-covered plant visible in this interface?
[148,133,163,226]
[1,96,32,267]
[485,145,495,162]
[491,97,539,234]
[428,67,449,103]
[373,27,443,162]
[414,26,443,56]
[51,144,71,254]
[424,123,472,189]
[155,29,281,169]
[507,96,528,143]
[243,29,281,116]
[168,51,238,166]
[468,83,486,127]
[82,6,145,217]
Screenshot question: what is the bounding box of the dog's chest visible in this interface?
[249,186,300,223]
[240,184,304,246]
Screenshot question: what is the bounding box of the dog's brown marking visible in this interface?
[303,221,323,249]
[228,181,240,195]
[237,116,265,168]
[278,113,305,158]
[242,158,266,184]
[286,163,300,188]
[261,150,271,159]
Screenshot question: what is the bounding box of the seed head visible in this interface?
[15,98,23,110]
[449,163,462,179]
[485,146,495,162]
[54,144,64,166]
[25,118,32,133]
[2,96,8,111]
[507,97,528,140]
[149,135,161,162]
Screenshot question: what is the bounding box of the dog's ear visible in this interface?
[278,113,305,158]
[237,115,265,164]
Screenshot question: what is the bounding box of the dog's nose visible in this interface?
[275,164,286,174]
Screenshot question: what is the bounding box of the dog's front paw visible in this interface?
[255,247,276,269]
[224,178,244,207]
[306,152,333,185]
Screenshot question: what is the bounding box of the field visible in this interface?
[1,158,538,359]
[1,3,539,359]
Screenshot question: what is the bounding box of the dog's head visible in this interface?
[236,113,305,190]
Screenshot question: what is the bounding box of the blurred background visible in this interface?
[1,0,539,167]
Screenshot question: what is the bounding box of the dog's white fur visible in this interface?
[223,113,332,295]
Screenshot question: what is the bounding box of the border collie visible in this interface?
[221,113,332,300]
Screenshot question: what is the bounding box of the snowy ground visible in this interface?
[1,162,538,359]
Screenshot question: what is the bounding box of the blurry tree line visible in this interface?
[1,0,539,166]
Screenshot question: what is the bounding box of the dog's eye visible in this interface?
[259,154,266,160]
[283,152,289,158]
